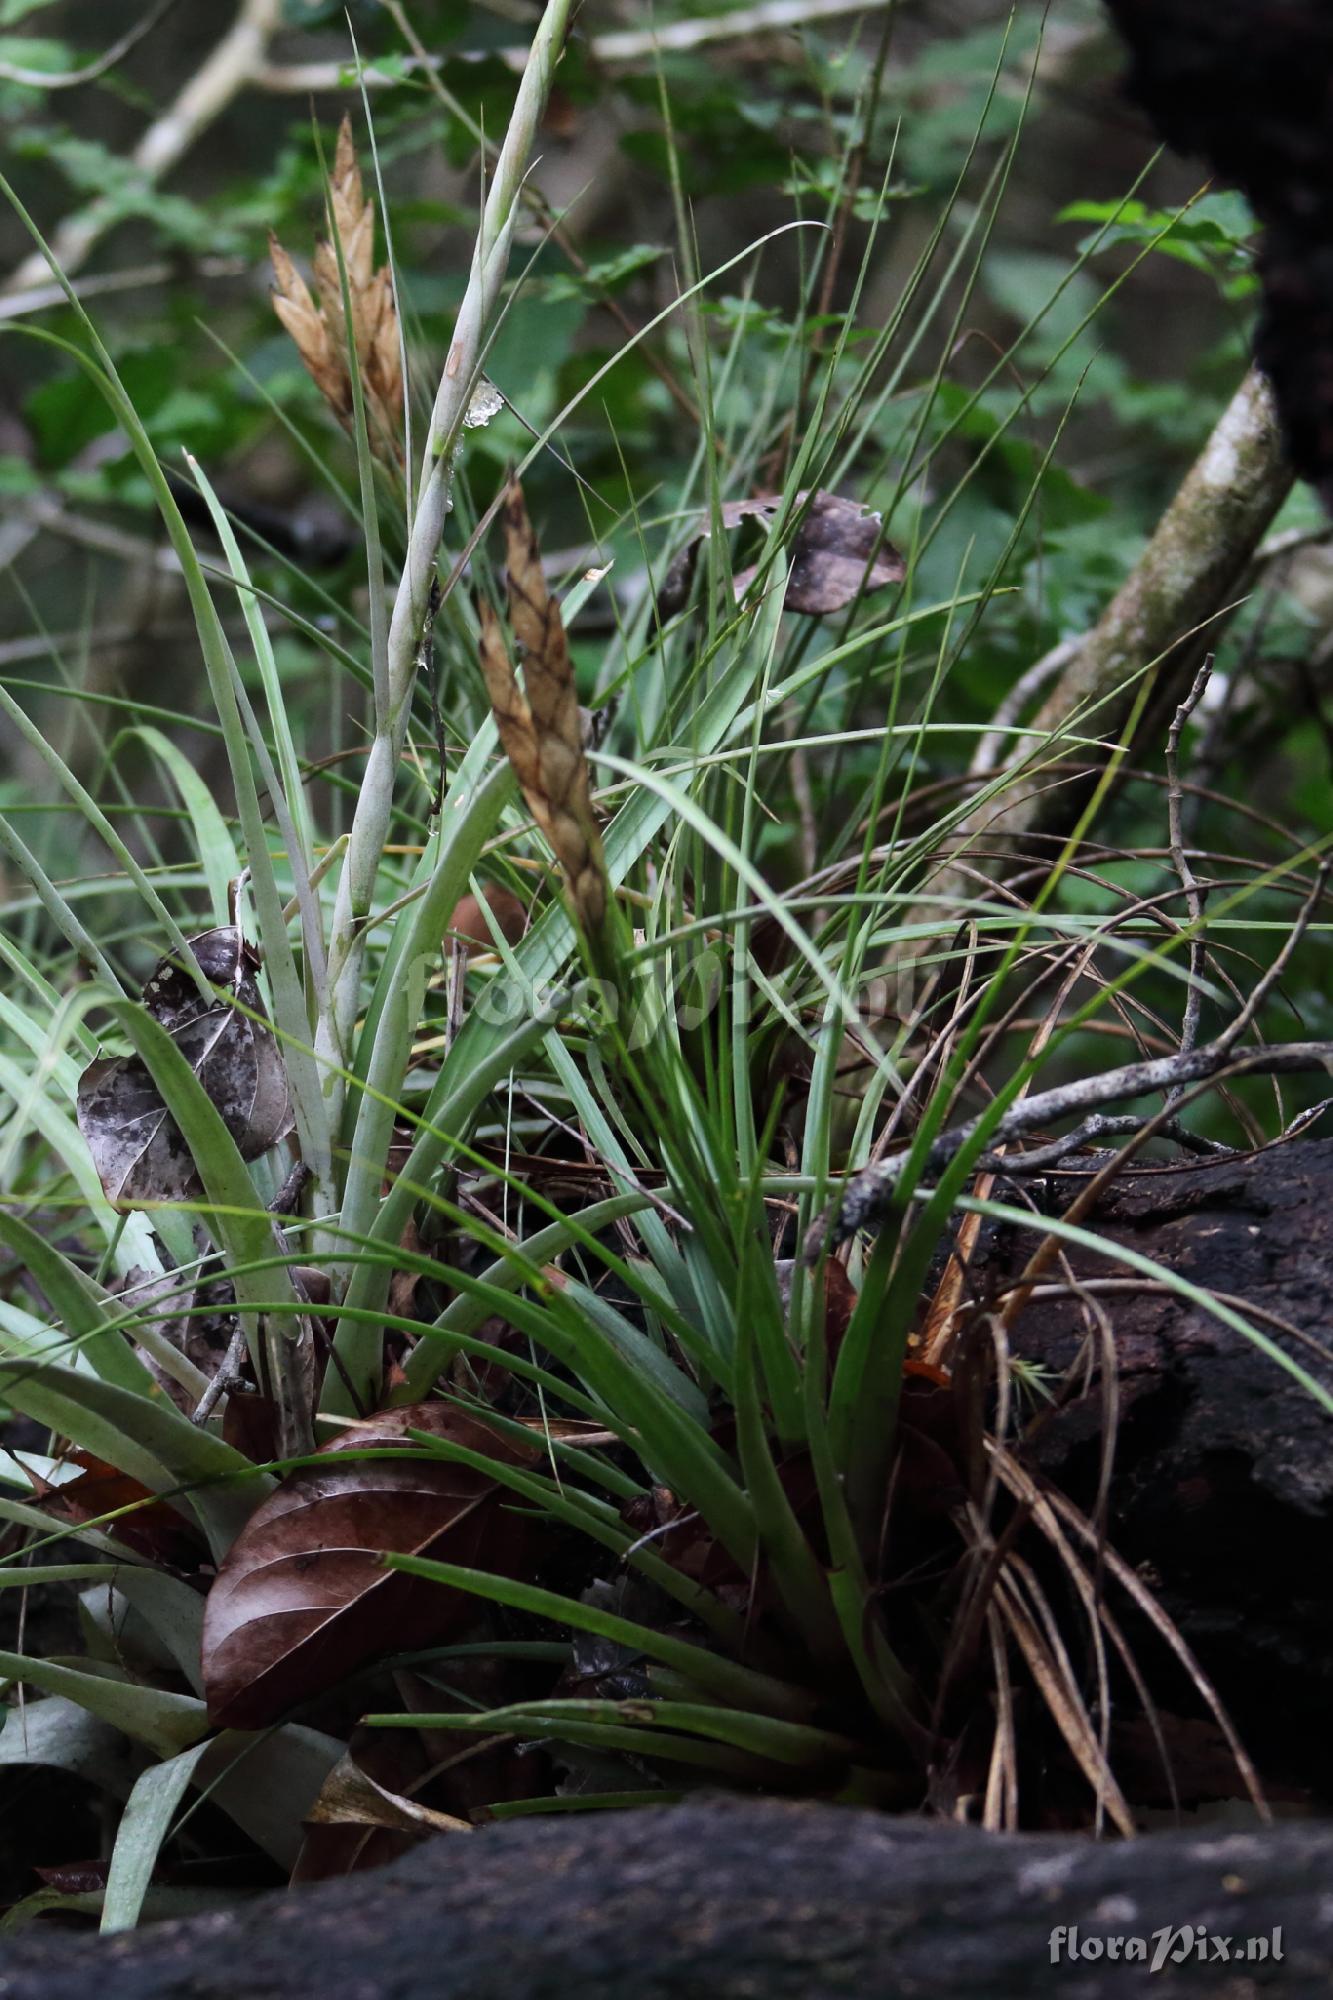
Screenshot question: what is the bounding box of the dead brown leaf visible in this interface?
[304,1751,471,1837]
[201,1404,537,1730]
[76,926,292,1208]
[26,1450,207,1572]
[447,885,528,955]
[657,489,905,619]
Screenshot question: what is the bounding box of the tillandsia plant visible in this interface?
[1,0,1332,1929]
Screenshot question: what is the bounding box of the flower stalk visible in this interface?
[313,0,576,1125]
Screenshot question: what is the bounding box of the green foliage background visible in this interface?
[3,0,1328,901]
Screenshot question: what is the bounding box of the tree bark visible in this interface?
[979,1137,1333,1798]
[0,1796,1327,1997]
[969,366,1292,848]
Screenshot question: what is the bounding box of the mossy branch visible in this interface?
[972,366,1293,850]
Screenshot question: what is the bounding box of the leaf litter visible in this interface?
[76,926,293,1208]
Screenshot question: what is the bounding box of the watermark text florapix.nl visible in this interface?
[1049,1924,1282,1973]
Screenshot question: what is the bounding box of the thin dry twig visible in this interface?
[1214,859,1331,1061]
[255,0,898,93]
[990,1558,1135,1837]
[190,1323,249,1427]
[1164,658,1214,1085]
[996,1454,1269,1819]
[969,637,1081,777]
[982,1449,1184,1823]
[816,851,1332,1255]
[0,255,246,323]
[978,368,1293,847]
[809,1037,1333,1254]
[986,861,1331,1338]
[982,1606,1018,1830]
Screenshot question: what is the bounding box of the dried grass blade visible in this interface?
[993,1564,1137,1837]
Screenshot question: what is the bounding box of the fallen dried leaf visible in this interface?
[222,1390,281,1465]
[776,1255,858,1363]
[657,489,905,619]
[305,1752,471,1836]
[76,927,292,1208]
[201,1405,537,1730]
[34,1860,110,1895]
[27,1450,206,1571]
[447,885,528,955]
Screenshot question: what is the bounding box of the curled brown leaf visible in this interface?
[447,884,529,955]
[657,489,905,619]
[201,1405,537,1730]
[76,926,292,1209]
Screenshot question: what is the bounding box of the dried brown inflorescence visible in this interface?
[479,481,610,936]
[269,115,403,466]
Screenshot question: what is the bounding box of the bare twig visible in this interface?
[1028,1471,1269,1818]
[1164,656,1213,1085]
[979,1109,1229,1177]
[959,368,1292,855]
[0,621,217,668]
[190,1323,249,1427]
[807,1038,1333,1254]
[2,493,182,577]
[985,861,1332,1337]
[1212,858,1331,1060]
[969,637,1080,777]
[255,0,897,94]
[0,256,246,323]
[1254,521,1333,566]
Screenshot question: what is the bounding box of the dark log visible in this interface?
[981,1140,1333,1796]
[1102,0,1333,504]
[0,1798,1328,1998]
